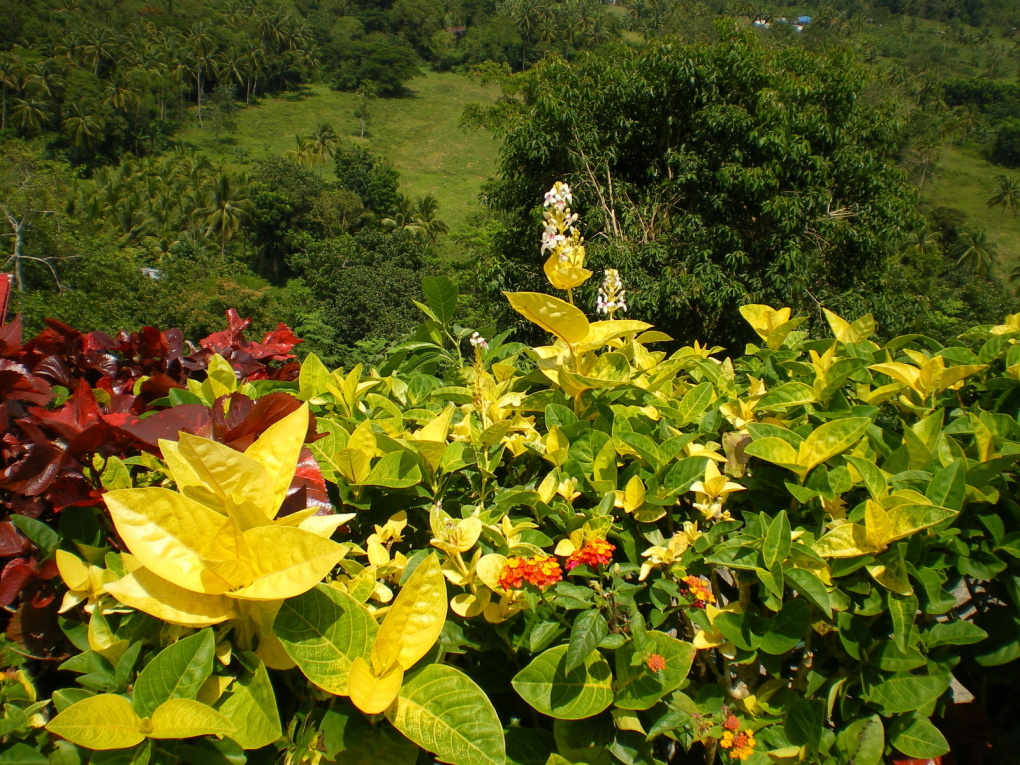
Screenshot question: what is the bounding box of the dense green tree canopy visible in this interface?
[478,33,921,344]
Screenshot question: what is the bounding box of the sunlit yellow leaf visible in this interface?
[56,549,89,591]
[475,554,508,593]
[230,526,344,601]
[104,488,231,595]
[579,320,653,353]
[373,553,447,671]
[203,516,253,590]
[504,292,589,345]
[178,433,275,524]
[245,404,310,515]
[105,568,236,627]
[410,405,455,442]
[46,694,144,750]
[148,698,235,739]
[348,656,404,714]
[450,591,490,618]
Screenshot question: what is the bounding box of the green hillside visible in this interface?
[927,144,1020,276]
[175,73,501,234]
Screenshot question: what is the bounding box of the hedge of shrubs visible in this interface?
[1,186,1019,765]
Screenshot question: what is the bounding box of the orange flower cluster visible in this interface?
[719,725,756,761]
[646,653,667,673]
[498,555,563,590]
[723,714,740,731]
[565,538,616,570]
[681,575,716,608]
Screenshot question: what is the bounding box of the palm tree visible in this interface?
[902,227,941,263]
[308,123,339,174]
[953,229,996,280]
[0,52,20,132]
[1008,262,1020,296]
[63,106,104,151]
[197,172,252,260]
[10,96,51,135]
[414,195,449,243]
[81,26,118,76]
[987,175,1020,230]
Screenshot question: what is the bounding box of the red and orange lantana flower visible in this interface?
[497,555,564,590]
[565,538,616,570]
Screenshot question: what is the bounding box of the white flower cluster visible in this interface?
[469,332,489,350]
[543,181,573,210]
[597,269,627,316]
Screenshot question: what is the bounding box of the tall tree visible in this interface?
[475,35,920,343]
[987,174,1020,229]
[953,229,996,279]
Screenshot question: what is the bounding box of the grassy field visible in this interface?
[175,72,502,235]
[926,144,1020,278]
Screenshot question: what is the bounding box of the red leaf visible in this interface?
[0,521,29,557]
[0,558,36,607]
[221,392,304,450]
[103,404,214,450]
[0,315,22,357]
[0,359,52,405]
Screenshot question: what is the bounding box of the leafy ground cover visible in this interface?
[1,186,1019,765]
[175,72,501,235]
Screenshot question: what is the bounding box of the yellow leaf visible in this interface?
[475,554,508,593]
[450,591,490,618]
[348,656,404,714]
[504,292,589,345]
[624,475,645,513]
[148,698,235,739]
[813,523,876,558]
[245,404,310,514]
[105,568,236,627]
[347,420,378,459]
[178,434,275,525]
[196,675,233,706]
[578,320,653,353]
[104,488,231,595]
[203,516,254,590]
[56,549,89,591]
[335,448,371,485]
[230,526,344,601]
[46,694,144,750]
[373,553,447,671]
[410,405,455,442]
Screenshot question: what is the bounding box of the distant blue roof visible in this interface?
[797,15,813,23]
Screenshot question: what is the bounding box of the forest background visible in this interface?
[1,0,1020,361]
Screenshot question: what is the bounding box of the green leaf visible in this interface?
[275,584,377,695]
[784,699,824,748]
[218,655,282,750]
[0,742,49,765]
[925,459,965,511]
[46,694,144,750]
[132,629,215,717]
[323,710,419,765]
[866,672,951,714]
[387,664,505,765]
[564,610,609,674]
[889,715,949,758]
[758,598,809,655]
[757,382,816,411]
[423,276,458,326]
[512,644,613,720]
[888,593,918,653]
[613,631,695,711]
[744,437,802,473]
[834,715,884,765]
[763,511,791,569]
[784,568,831,618]
[922,620,988,649]
[362,450,423,488]
[797,417,872,472]
[674,383,714,425]
[505,727,556,765]
[8,515,58,555]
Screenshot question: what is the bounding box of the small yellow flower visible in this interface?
[639,523,700,581]
[689,462,745,520]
